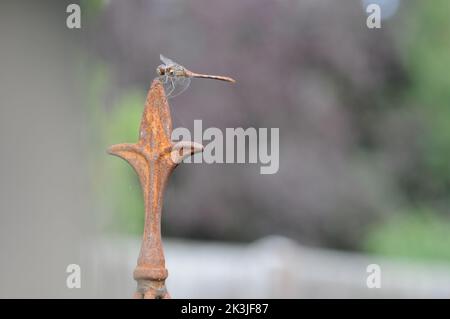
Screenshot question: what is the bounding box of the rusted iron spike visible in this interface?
[108,79,203,299]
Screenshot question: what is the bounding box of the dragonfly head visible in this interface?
[157,65,177,77]
[156,65,166,76]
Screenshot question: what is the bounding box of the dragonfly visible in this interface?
[156,54,236,98]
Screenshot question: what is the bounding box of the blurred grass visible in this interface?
[364,209,450,264]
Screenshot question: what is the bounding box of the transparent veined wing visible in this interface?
[160,54,177,67]
[168,77,191,98]
[160,75,176,98]
[159,75,190,99]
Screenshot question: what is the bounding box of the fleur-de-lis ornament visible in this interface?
[108,79,203,299]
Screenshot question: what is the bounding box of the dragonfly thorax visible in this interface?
[157,64,188,78]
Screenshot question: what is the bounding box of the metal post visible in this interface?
[108,79,203,298]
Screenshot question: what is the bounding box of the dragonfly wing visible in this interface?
[160,54,177,67]
[160,76,175,98]
[169,77,191,98]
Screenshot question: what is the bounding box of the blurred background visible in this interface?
[1,0,450,298]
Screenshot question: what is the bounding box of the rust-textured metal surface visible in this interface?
[108,79,203,299]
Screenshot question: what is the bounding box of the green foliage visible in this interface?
[365,2,450,263]
[404,0,450,193]
[102,92,146,235]
[364,209,450,264]
[86,66,145,235]
[80,0,105,20]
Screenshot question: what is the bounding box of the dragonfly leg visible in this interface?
[167,77,175,98]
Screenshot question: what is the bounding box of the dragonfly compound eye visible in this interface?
[156,66,165,76]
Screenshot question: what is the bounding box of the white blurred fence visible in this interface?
[83,236,450,298]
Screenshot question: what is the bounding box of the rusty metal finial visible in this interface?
[108,79,203,299]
